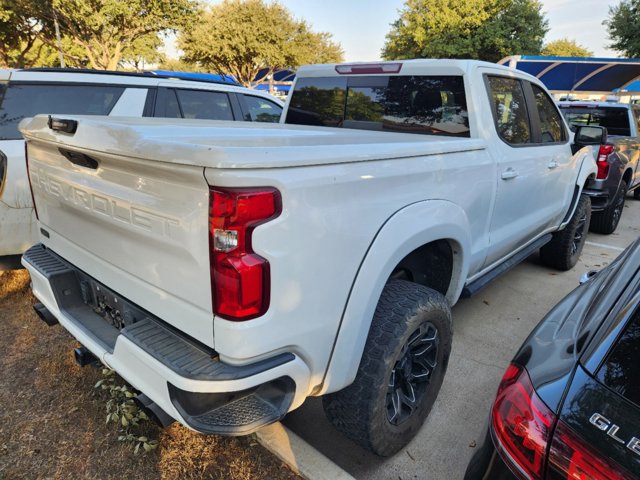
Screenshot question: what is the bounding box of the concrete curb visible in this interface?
[256,422,355,480]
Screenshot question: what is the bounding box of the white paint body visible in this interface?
[19,60,596,427]
[0,69,283,257]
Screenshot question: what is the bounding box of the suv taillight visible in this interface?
[209,187,281,321]
[596,144,614,179]
[492,363,556,480]
[547,421,635,480]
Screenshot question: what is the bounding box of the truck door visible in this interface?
[482,75,572,268]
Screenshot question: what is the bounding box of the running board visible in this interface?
[461,234,553,298]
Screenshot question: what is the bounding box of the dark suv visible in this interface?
[465,237,640,479]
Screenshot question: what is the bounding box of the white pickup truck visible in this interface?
[20,60,598,456]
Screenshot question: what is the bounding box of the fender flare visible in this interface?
[560,146,597,229]
[319,200,472,395]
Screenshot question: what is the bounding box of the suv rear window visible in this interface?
[559,106,631,136]
[286,75,470,137]
[596,308,640,408]
[0,83,124,140]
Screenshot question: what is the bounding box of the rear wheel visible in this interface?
[322,280,452,456]
[540,194,590,271]
[590,180,627,234]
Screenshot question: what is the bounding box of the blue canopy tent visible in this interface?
[498,56,640,94]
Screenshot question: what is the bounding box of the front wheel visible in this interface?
[540,194,591,271]
[322,280,452,456]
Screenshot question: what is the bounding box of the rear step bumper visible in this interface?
[22,244,311,436]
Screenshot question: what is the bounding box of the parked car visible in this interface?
[0,68,284,262]
[465,237,640,479]
[20,60,597,456]
[558,101,640,234]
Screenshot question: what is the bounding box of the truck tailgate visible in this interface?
[23,122,214,346]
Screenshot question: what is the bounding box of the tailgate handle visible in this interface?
[48,116,77,134]
[59,148,99,170]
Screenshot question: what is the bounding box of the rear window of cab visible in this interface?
[285,75,470,137]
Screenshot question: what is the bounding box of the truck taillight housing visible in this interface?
[492,363,556,480]
[209,187,281,321]
[596,144,614,179]
[547,420,635,480]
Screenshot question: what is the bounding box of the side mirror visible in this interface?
[574,125,608,145]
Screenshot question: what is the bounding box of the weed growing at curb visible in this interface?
[95,367,158,454]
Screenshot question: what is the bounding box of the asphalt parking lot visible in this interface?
[284,194,640,480]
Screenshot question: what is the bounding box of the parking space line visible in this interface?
[585,241,625,252]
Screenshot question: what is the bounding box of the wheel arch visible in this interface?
[318,200,471,395]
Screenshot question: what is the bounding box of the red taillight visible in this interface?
[596,144,614,179]
[209,187,281,321]
[335,63,403,75]
[492,363,556,480]
[24,141,38,220]
[548,421,635,480]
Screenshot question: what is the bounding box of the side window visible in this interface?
[633,108,640,134]
[154,88,181,118]
[532,84,566,143]
[175,89,234,121]
[487,76,531,145]
[242,95,282,123]
[596,308,640,408]
[0,83,125,140]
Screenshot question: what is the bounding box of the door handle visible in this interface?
[548,160,559,169]
[501,168,519,180]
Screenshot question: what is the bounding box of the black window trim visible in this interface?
[484,74,569,148]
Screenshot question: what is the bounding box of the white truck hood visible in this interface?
[20,115,486,169]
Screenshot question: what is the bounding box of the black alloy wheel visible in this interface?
[387,322,439,425]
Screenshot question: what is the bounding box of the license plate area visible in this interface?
[77,274,147,331]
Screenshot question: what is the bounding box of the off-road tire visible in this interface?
[540,194,591,271]
[322,280,452,456]
[590,180,627,234]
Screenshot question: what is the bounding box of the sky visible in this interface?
[166,0,621,61]
[275,0,619,61]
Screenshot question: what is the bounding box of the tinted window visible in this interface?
[0,83,124,140]
[532,84,566,143]
[597,309,640,408]
[560,106,631,136]
[242,95,282,123]
[175,89,233,121]
[287,75,469,137]
[488,76,531,145]
[286,77,346,127]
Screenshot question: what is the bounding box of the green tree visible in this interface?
[0,0,52,68]
[120,33,166,71]
[179,0,344,88]
[542,38,593,57]
[606,0,640,57]
[48,0,197,70]
[382,0,548,63]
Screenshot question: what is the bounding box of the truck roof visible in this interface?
[558,101,637,110]
[296,59,538,83]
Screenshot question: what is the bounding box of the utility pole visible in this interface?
[53,8,65,68]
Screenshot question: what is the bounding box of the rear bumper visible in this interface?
[22,244,311,435]
[582,187,610,212]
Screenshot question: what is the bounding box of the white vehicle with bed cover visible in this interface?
[20,60,598,456]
